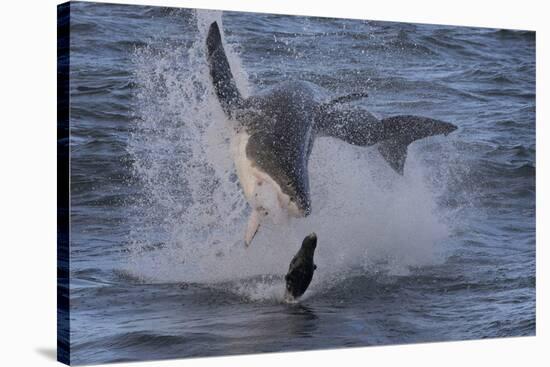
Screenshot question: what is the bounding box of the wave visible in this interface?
[71,260,535,310]
[492,29,535,41]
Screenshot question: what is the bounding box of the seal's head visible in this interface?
[301,232,317,251]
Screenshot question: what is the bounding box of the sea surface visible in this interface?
[67,2,535,364]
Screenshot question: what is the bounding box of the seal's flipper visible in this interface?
[377,138,409,175]
[206,22,243,116]
[244,210,260,246]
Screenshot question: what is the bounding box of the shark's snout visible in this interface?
[301,203,312,217]
[287,195,311,218]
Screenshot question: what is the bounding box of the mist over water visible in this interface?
[67,3,535,364]
[126,10,449,296]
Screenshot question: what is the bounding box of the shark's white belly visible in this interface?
[231,131,302,220]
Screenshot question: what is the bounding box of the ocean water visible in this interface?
[66,2,535,364]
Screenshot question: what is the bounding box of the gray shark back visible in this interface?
[241,82,320,214]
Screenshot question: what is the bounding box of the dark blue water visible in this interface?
[68,2,535,365]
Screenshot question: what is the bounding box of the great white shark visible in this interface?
[205,21,457,245]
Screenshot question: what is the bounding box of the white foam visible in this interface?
[125,10,450,301]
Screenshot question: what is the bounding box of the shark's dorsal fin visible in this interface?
[327,92,369,105]
[318,92,369,113]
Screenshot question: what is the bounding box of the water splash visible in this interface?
[126,9,450,301]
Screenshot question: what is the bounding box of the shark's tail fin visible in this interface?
[377,115,457,174]
[206,22,243,116]
[314,107,457,175]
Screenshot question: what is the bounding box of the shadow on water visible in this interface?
[281,303,319,337]
[286,303,318,319]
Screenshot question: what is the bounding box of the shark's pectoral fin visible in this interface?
[206,22,243,116]
[244,210,261,247]
[377,138,409,175]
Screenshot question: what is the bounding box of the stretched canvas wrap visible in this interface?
[57,1,536,365]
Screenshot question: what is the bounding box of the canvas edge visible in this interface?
[57,1,71,365]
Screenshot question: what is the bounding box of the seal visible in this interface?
[284,233,318,301]
[206,21,457,245]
